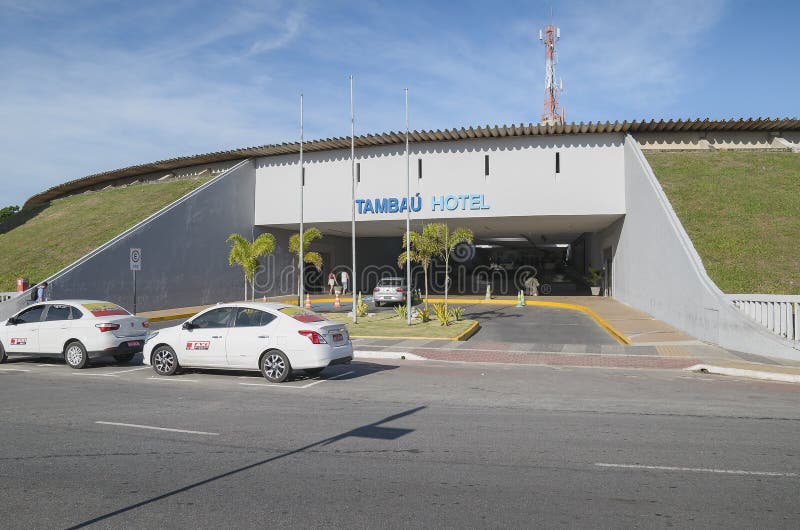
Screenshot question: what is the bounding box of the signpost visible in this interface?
[130,248,141,314]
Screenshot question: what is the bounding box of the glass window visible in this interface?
[234,308,277,328]
[191,307,235,329]
[16,305,45,324]
[45,305,72,321]
[70,307,83,319]
[378,278,405,287]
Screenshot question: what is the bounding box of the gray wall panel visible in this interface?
[46,161,257,312]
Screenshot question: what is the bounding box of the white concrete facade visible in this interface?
[254,134,626,237]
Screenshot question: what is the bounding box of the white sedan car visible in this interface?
[0,300,149,369]
[144,302,353,383]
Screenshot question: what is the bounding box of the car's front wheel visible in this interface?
[152,346,179,376]
[113,353,135,364]
[64,341,89,369]
[0,341,6,364]
[261,350,291,383]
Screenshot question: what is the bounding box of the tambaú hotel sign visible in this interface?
[356,193,491,215]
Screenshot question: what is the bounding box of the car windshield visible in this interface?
[81,302,130,317]
[278,306,327,323]
[378,279,404,287]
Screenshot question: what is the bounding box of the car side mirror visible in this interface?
[182,321,195,330]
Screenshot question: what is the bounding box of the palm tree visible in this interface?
[288,227,324,296]
[398,224,439,309]
[428,223,474,310]
[227,232,277,300]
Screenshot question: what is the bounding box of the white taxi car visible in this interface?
[0,300,149,369]
[144,302,353,383]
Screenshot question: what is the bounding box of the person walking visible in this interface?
[327,272,336,295]
[340,270,349,295]
[36,281,48,302]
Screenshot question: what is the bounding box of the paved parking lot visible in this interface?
[2,353,800,528]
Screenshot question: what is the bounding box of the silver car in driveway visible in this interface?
[372,277,408,307]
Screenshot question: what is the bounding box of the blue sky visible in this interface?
[1,0,798,207]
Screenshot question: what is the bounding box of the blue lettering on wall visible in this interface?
[357,193,489,215]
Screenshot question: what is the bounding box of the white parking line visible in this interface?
[103,366,151,376]
[239,370,356,389]
[595,463,798,478]
[95,421,218,436]
[0,368,31,372]
[147,377,198,383]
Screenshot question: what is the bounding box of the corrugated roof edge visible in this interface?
[22,117,800,208]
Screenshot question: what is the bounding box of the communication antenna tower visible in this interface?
[538,23,564,125]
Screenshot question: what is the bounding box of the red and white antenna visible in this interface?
[538,23,564,125]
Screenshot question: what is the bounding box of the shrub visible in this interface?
[432,303,450,326]
[451,306,464,321]
[394,304,408,320]
[356,292,368,317]
[416,307,431,323]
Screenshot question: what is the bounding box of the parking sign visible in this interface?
[130,248,142,271]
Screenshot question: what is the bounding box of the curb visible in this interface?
[454,320,480,341]
[685,364,800,383]
[147,312,196,323]
[349,319,480,342]
[354,351,426,361]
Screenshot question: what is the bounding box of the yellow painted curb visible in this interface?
[311,297,354,303]
[424,298,631,345]
[454,320,480,341]
[147,312,196,322]
[349,319,479,342]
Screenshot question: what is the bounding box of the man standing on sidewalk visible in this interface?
[35,281,48,302]
[340,270,349,295]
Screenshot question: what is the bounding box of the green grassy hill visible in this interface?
[0,177,210,291]
[645,151,800,294]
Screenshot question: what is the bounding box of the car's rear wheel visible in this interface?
[375,301,382,307]
[0,341,6,364]
[113,353,135,364]
[304,367,324,377]
[64,341,89,369]
[261,350,291,383]
[152,346,179,376]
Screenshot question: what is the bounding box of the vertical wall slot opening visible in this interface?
[302,167,306,185]
[418,158,423,179]
[484,154,490,176]
[356,162,361,183]
[555,152,560,174]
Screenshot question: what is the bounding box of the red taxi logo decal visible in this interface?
[10,338,27,346]
[186,341,210,351]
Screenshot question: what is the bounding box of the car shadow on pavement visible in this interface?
[177,360,399,382]
[65,405,426,530]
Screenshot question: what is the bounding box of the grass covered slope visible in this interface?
[645,151,800,294]
[0,177,210,291]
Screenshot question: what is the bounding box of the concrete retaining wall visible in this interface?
[609,136,800,360]
[0,160,257,319]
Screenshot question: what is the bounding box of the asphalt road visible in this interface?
[1,357,799,529]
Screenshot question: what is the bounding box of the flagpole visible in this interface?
[350,75,357,323]
[405,88,412,326]
[299,94,304,307]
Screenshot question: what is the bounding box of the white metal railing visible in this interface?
[727,294,800,342]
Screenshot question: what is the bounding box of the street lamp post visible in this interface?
[350,75,357,323]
